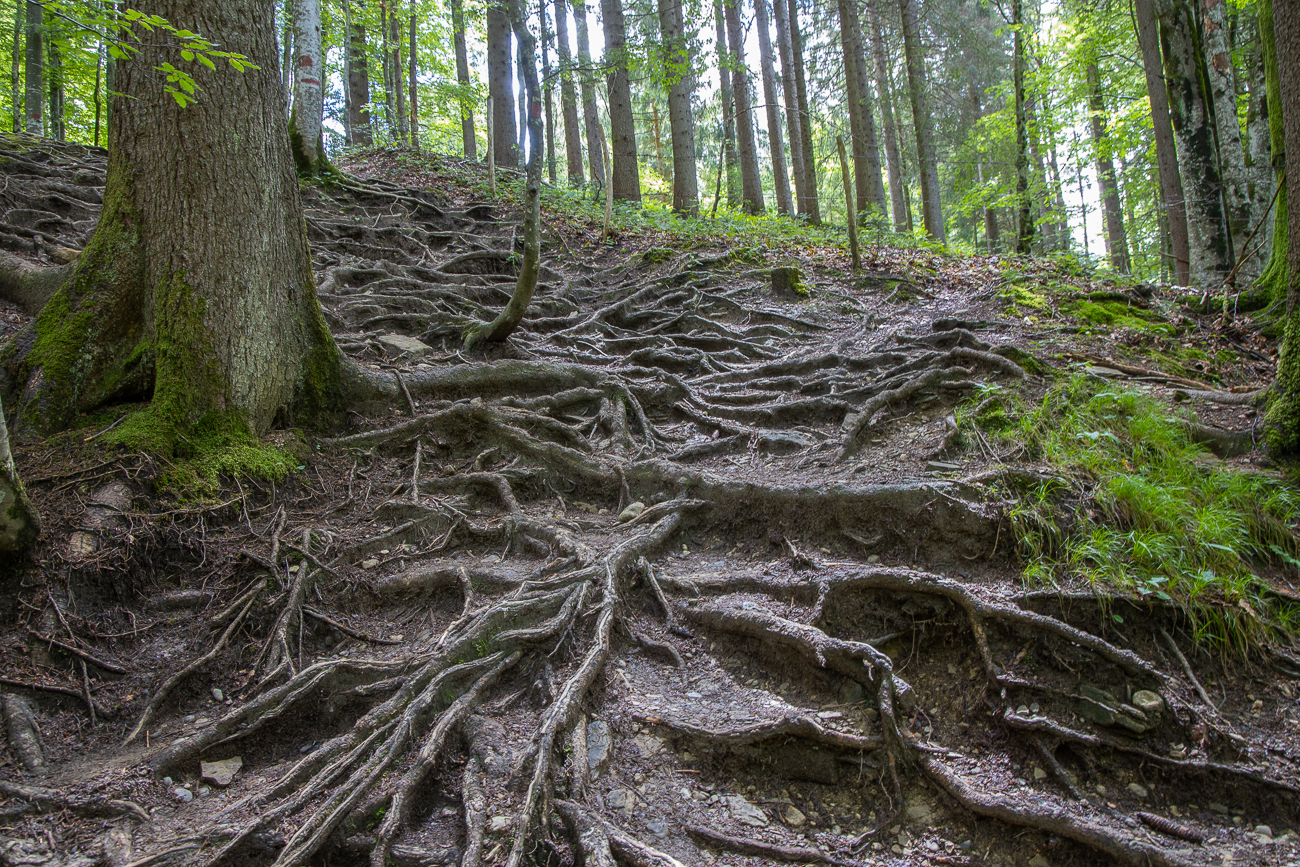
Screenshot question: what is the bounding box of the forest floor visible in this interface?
[2,139,1300,867]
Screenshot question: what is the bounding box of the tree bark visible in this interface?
[346,1,375,148]
[787,0,818,222]
[3,0,341,442]
[0,395,37,553]
[46,21,63,141]
[290,0,327,173]
[838,0,886,218]
[1256,0,1287,302]
[572,0,604,190]
[601,0,641,201]
[1244,9,1273,275]
[754,0,792,215]
[452,0,475,158]
[1087,60,1132,273]
[388,2,408,144]
[9,2,21,134]
[725,0,764,213]
[714,0,739,209]
[898,0,942,241]
[408,0,420,152]
[772,0,806,218]
[868,0,906,231]
[1203,0,1251,243]
[1013,0,1032,254]
[1135,0,1190,285]
[540,0,556,183]
[657,0,699,215]
[488,0,518,167]
[554,0,584,185]
[1266,0,1300,452]
[23,0,40,134]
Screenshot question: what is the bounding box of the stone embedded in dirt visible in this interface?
[360,558,380,570]
[378,334,433,356]
[200,756,243,787]
[1127,782,1148,799]
[1027,854,1052,867]
[606,789,634,816]
[172,787,193,803]
[586,719,611,777]
[644,819,668,838]
[1078,684,1118,726]
[1032,766,1047,780]
[926,460,961,474]
[839,681,865,704]
[211,688,223,702]
[632,732,664,757]
[906,802,934,822]
[726,794,768,827]
[1255,825,1274,839]
[1132,690,1163,715]
[784,805,807,827]
[489,816,511,832]
[618,502,645,522]
[770,266,809,300]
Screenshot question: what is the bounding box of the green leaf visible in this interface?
[169,90,189,107]
[181,49,195,62]
[198,54,216,71]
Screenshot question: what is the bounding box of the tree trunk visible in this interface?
[46,22,63,141]
[554,0,584,185]
[572,0,604,190]
[452,0,475,158]
[1135,0,1190,285]
[0,395,37,553]
[714,0,739,209]
[488,0,518,167]
[787,0,818,222]
[3,0,341,443]
[772,0,806,218]
[23,0,40,134]
[1255,0,1287,303]
[971,85,998,252]
[408,0,420,152]
[388,3,408,144]
[1086,60,1132,273]
[754,0,792,215]
[540,0,556,183]
[838,0,886,218]
[601,0,640,201]
[868,0,906,231]
[1156,0,1234,284]
[346,2,374,148]
[9,3,20,134]
[725,0,764,213]
[657,0,699,215]
[290,0,327,173]
[1203,0,1251,244]
[1013,0,1032,254]
[378,1,395,132]
[898,0,942,241]
[1244,11,1273,277]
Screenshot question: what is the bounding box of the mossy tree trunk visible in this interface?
[290,0,329,175]
[3,0,341,449]
[0,394,37,553]
[1267,0,1300,452]
[1254,0,1287,304]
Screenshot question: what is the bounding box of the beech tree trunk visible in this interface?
[3,0,340,443]
[9,3,20,134]
[1087,60,1132,273]
[1202,0,1250,243]
[898,0,942,241]
[601,0,640,201]
[1244,13,1273,273]
[1135,0,1190,285]
[714,0,739,209]
[869,0,907,232]
[388,3,408,144]
[787,0,818,222]
[488,0,518,167]
[838,0,886,218]
[1256,0,1287,303]
[572,0,604,190]
[755,0,792,215]
[1013,0,1032,253]
[46,23,63,141]
[408,0,419,152]
[23,0,40,134]
[725,0,764,214]
[772,0,806,218]
[554,0,584,185]
[290,0,327,173]
[345,0,375,148]
[657,0,699,215]
[539,2,556,183]
[452,0,475,158]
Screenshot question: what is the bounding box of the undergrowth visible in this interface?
[967,376,1300,651]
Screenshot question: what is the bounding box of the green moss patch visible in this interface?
[1066,299,1175,336]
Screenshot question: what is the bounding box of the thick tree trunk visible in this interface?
[23,1,40,134]
[572,0,604,190]
[1135,0,1190,285]
[787,0,818,223]
[452,0,475,158]
[9,3,20,134]
[1256,0,1287,303]
[869,0,906,231]
[3,0,340,443]
[346,2,375,148]
[657,0,699,215]
[1266,0,1300,452]
[754,0,792,215]
[1156,0,1234,284]
[725,0,764,214]
[601,0,641,201]
[290,0,327,173]
[554,0,584,185]
[1203,0,1251,243]
[714,0,740,209]
[838,0,886,218]
[772,0,806,218]
[488,0,518,168]
[1244,13,1273,276]
[408,0,420,152]
[1087,61,1132,274]
[0,395,37,553]
[898,0,942,241]
[1013,0,1032,254]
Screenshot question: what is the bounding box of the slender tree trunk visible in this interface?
[554,0,583,185]
[540,0,556,183]
[787,0,818,222]
[10,3,21,134]
[1013,0,1032,253]
[408,0,419,152]
[290,0,327,173]
[47,23,63,141]
[389,3,408,144]
[346,1,374,147]
[898,0,942,240]
[869,0,906,231]
[714,0,739,209]
[651,103,666,180]
[94,39,103,148]
[23,0,40,134]
[1087,60,1132,273]
[845,0,886,216]
[601,0,641,201]
[452,0,475,158]
[971,86,998,251]
[1203,0,1251,243]
[378,0,395,132]
[572,0,604,189]
[772,0,806,217]
[1156,0,1234,284]
[1135,0,1190,285]
[754,0,792,214]
[488,0,518,167]
[725,0,764,213]
[657,0,699,215]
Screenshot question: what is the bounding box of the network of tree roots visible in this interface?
[1,139,1299,867]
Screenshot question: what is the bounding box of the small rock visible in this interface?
[1208,803,1229,814]
[1033,766,1047,780]
[816,711,843,720]
[644,819,668,838]
[1016,705,1030,715]
[1251,699,1264,714]
[1028,855,1052,867]
[211,688,224,702]
[726,794,769,827]
[905,802,933,822]
[360,558,380,570]
[172,787,193,803]
[200,756,243,787]
[197,786,211,798]
[784,805,806,827]
[839,682,865,704]
[1131,690,1163,715]
[1127,782,1148,799]
[867,555,880,564]
[377,334,433,356]
[1255,825,1274,840]
[618,502,646,522]
[1094,785,1108,796]
[489,816,511,833]
[606,789,634,815]
[633,733,664,757]
[586,720,611,777]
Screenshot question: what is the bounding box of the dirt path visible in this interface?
[0,142,1297,867]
